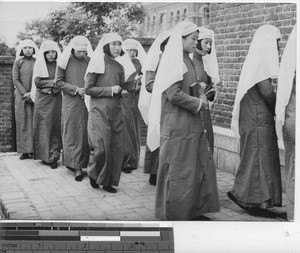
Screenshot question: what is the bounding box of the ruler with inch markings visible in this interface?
[0,222,174,253]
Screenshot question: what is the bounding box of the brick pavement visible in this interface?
[0,147,287,222]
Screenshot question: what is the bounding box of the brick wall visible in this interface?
[0,56,16,152]
[209,2,296,129]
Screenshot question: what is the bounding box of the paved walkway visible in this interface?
[0,147,287,222]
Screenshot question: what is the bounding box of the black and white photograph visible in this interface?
[0,0,299,252]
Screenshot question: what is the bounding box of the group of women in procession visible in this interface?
[12,20,296,221]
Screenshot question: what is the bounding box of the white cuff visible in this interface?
[75,87,79,96]
[111,87,114,97]
[196,99,203,113]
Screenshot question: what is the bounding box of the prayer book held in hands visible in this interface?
[121,74,143,92]
[120,79,136,92]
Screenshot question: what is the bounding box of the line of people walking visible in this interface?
[12,21,295,221]
[13,34,143,194]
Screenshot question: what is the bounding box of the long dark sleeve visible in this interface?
[55,66,77,96]
[165,82,201,113]
[85,72,113,98]
[12,60,27,95]
[257,79,276,115]
[35,77,54,89]
[145,70,156,93]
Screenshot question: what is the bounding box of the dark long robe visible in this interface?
[155,54,219,220]
[193,52,214,152]
[144,70,159,174]
[121,58,142,169]
[12,57,35,154]
[85,55,125,187]
[56,55,90,170]
[283,75,296,220]
[33,61,62,163]
[231,79,282,208]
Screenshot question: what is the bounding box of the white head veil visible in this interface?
[85,33,135,80]
[58,35,93,70]
[16,39,38,60]
[142,31,172,73]
[231,24,281,138]
[123,38,147,67]
[30,40,61,102]
[147,21,198,151]
[138,31,171,125]
[275,24,296,140]
[84,33,135,110]
[197,27,220,84]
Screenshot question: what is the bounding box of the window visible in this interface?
[147,17,151,33]
[152,16,156,33]
[170,12,174,28]
[159,13,165,31]
[182,8,187,21]
[176,10,180,24]
[204,7,209,21]
[200,5,209,25]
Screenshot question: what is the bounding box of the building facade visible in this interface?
[142,2,210,37]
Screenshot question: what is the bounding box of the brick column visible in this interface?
[0,56,16,152]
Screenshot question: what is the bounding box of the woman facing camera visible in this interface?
[12,39,38,160]
[32,40,62,169]
[56,36,93,181]
[85,33,129,193]
[121,38,146,174]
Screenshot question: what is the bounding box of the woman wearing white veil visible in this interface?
[228,25,283,214]
[12,39,38,160]
[138,31,171,121]
[193,26,220,154]
[55,35,93,181]
[85,33,135,193]
[139,30,171,186]
[150,21,219,220]
[32,40,62,169]
[275,24,296,221]
[121,38,147,173]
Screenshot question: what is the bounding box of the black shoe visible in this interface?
[75,169,83,181]
[89,177,99,188]
[19,153,29,160]
[29,153,34,158]
[149,174,157,186]
[130,167,137,170]
[103,185,117,193]
[248,207,287,220]
[50,161,58,169]
[227,191,249,210]
[122,167,132,173]
[277,212,288,221]
[66,166,75,172]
